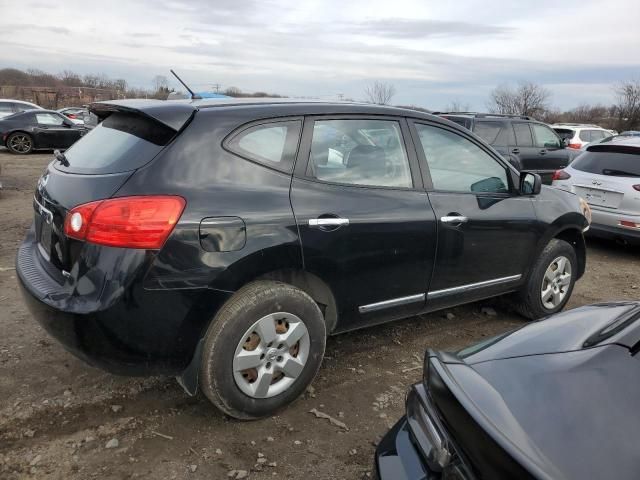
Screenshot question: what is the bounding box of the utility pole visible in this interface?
[212,83,221,93]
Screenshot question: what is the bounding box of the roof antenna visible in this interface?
[170,69,201,100]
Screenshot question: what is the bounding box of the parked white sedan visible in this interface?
[552,136,640,244]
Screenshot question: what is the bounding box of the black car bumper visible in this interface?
[375,417,436,480]
[16,231,231,376]
[588,223,640,245]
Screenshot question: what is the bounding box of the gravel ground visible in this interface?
[1,150,638,480]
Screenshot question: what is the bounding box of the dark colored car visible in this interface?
[376,301,640,480]
[17,99,589,419]
[1,109,87,154]
[435,112,579,184]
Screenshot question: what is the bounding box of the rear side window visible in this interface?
[59,112,176,174]
[579,130,592,142]
[225,120,302,173]
[572,151,640,177]
[473,121,511,146]
[513,123,533,147]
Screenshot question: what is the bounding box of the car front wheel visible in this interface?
[513,238,577,320]
[200,280,326,419]
[6,132,34,154]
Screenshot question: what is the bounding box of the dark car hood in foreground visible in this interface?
[430,302,640,480]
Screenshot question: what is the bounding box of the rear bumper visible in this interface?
[588,208,640,244]
[375,417,436,480]
[588,222,640,244]
[16,229,231,375]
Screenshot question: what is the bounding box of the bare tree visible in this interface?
[364,81,396,105]
[152,75,169,92]
[613,79,640,131]
[444,99,471,112]
[487,81,551,117]
[224,86,242,97]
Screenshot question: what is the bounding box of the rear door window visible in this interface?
[579,130,593,142]
[225,120,302,173]
[571,151,640,177]
[513,123,534,147]
[58,112,176,174]
[473,121,511,146]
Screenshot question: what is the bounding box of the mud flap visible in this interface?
[176,338,204,396]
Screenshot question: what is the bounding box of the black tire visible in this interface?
[512,239,577,320]
[6,132,33,154]
[200,280,326,419]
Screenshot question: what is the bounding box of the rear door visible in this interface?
[511,122,540,170]
[409,120,540,309]
[290,116,437,330]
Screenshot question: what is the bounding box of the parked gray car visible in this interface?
[552,136,640,244]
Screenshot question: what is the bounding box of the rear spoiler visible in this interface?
[89,99,197,131]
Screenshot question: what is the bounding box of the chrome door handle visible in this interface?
[308,218,349,227]
[441,216,468,224]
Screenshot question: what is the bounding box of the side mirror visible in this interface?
[520,171,541,195]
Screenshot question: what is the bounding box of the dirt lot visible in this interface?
[0,150,638,480]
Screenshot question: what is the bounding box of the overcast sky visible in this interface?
[0,0,638,110]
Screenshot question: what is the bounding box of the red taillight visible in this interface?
[64,196,186,249]
[620,220,640,229]
[67,113,77,119]
[552,170,571,181]
[568,143,582,149]
[633,185,640,192]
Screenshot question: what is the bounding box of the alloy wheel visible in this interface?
[9,134,31,153]
[541,255,572,309]
[232,312,310,398]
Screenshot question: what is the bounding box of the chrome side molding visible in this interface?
[427,274,522,300]
[359,293,425,314]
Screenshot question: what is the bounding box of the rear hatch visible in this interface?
[33,106,191,275]
[567,146,640,213]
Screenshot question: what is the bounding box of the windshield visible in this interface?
[571,150,640,177]
[57,112,176,175]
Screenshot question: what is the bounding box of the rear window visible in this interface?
[473,121,511,146]
[572,150,640,177]
[442,116,471,129]
[554,128,575,140]
[58,112,175,174]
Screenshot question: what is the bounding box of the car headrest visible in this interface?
[346,145,386,172]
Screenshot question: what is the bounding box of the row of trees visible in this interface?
[363,79,640,131]
[486,80,640,131]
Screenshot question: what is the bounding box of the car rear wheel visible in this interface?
[6,132,33,154]
[512,239,577,320]
[200,280,326,419]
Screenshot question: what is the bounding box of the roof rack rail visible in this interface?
[433,111,531,120]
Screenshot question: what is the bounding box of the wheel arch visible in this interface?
[5,130,34,150]
[258,268,339,334]
[553,227,586,279]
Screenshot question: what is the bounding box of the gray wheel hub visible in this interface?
[232,312,310,399]
[541,255,572,309]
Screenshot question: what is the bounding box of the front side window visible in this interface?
[36,113,65,126]
[415,123,509,194]
[226,120,301,173]
[308,119,412,188]
[0,102,13,114]
[513,123,533,147]
[531,124,561,148]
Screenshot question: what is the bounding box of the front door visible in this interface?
[34,112,73,148]
[530,122,570,171]
[290,116,437,330]
[410,121,541,309]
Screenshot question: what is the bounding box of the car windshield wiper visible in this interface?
[601,168,640,177]
[53,149,70,167]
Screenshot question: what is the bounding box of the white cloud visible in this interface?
[0,0,637,109]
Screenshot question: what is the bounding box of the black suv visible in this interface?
[17,99,589,419]
[436,112,579,183]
